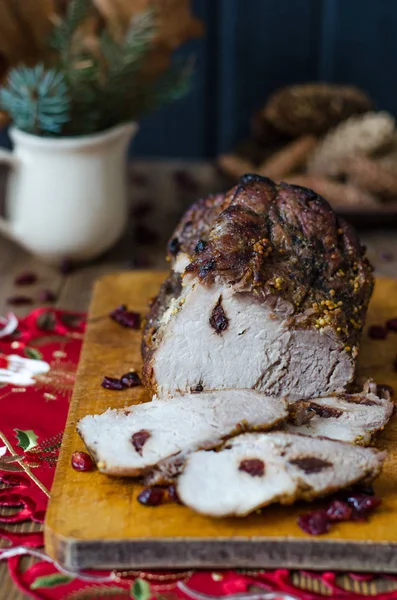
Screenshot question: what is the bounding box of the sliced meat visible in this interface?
[177,432,386,517]
[77,390,288,477]
[144,277,358,401]
[143,175,374,401]
[287,392,395,444]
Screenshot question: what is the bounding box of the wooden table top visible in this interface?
[1,160,397,599]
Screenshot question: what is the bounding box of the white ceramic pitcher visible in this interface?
[0,123,137,263]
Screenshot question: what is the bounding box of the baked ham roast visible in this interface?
[77,390,288,477]
[142,175,374,401]
[177,432,386,517]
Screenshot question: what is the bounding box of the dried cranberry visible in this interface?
[7,295,33,306]
[368,325,387,340]
[137,487,165,506]
[120,371,141,388]
[297,510,330,535]
[168,484,182,504]
[132,430,151,455]
[239,458,265,477]
[110,304,127,316]
[346,493,381,514]
[110,306,141,329]
[168,237,181,256]
[71,451,93,471]
[15,272,37,286]
[326,500,352,521]
[308,402,343,419]
[386,318,397,332]
[289,457,332,474]
[209,297,229,334]
[39,289,57,303]
[101,376,124,390]
[59,259,74,274]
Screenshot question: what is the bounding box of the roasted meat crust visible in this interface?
[167,192,229,259]
[142,175,374,391]
[187,176,373,343]
[141,269,182,361]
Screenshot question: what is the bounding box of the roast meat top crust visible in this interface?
[145,175,374,362]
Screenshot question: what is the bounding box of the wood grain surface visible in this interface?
[45,271,397,573]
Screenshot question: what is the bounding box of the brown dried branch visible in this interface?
[257,135,317,180]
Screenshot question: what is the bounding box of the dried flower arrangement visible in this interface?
[0,0,201,137]
[218,82,397,211]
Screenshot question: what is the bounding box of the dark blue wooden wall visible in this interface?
[133,0,397,158]
[1,0,396,157]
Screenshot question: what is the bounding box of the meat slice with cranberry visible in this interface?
[77,389,288,477]
[177,432,386,517]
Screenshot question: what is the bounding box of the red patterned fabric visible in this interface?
[1,308,397,600]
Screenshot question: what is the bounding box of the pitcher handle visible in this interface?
[0,148,18,239]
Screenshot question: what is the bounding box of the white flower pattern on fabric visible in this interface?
[0,313,18,339]
[0,354,50,386]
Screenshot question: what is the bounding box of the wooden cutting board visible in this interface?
[45,272,397,573]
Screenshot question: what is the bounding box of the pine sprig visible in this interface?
[100,11,156,127]
[150,57,195,110]
[0,0,193,137]
[101,11,155,69]
[0,64,70,135]
[50,0,91,57]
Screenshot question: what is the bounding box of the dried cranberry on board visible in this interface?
[120,371,141,388]
[71,451,93,472]
[39,289,57,303]
[368,325,387,340]
[110,305,141,329]
[168,484,182,504]
[137,487,165,506]
[297,510,330,535]
[15,272,37,286]
[326,500,352,521]
[346,493,381,515]
[59,259,74,275]
[386,318,397,332]
[101,376,124,390]
[7,296,33,306]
